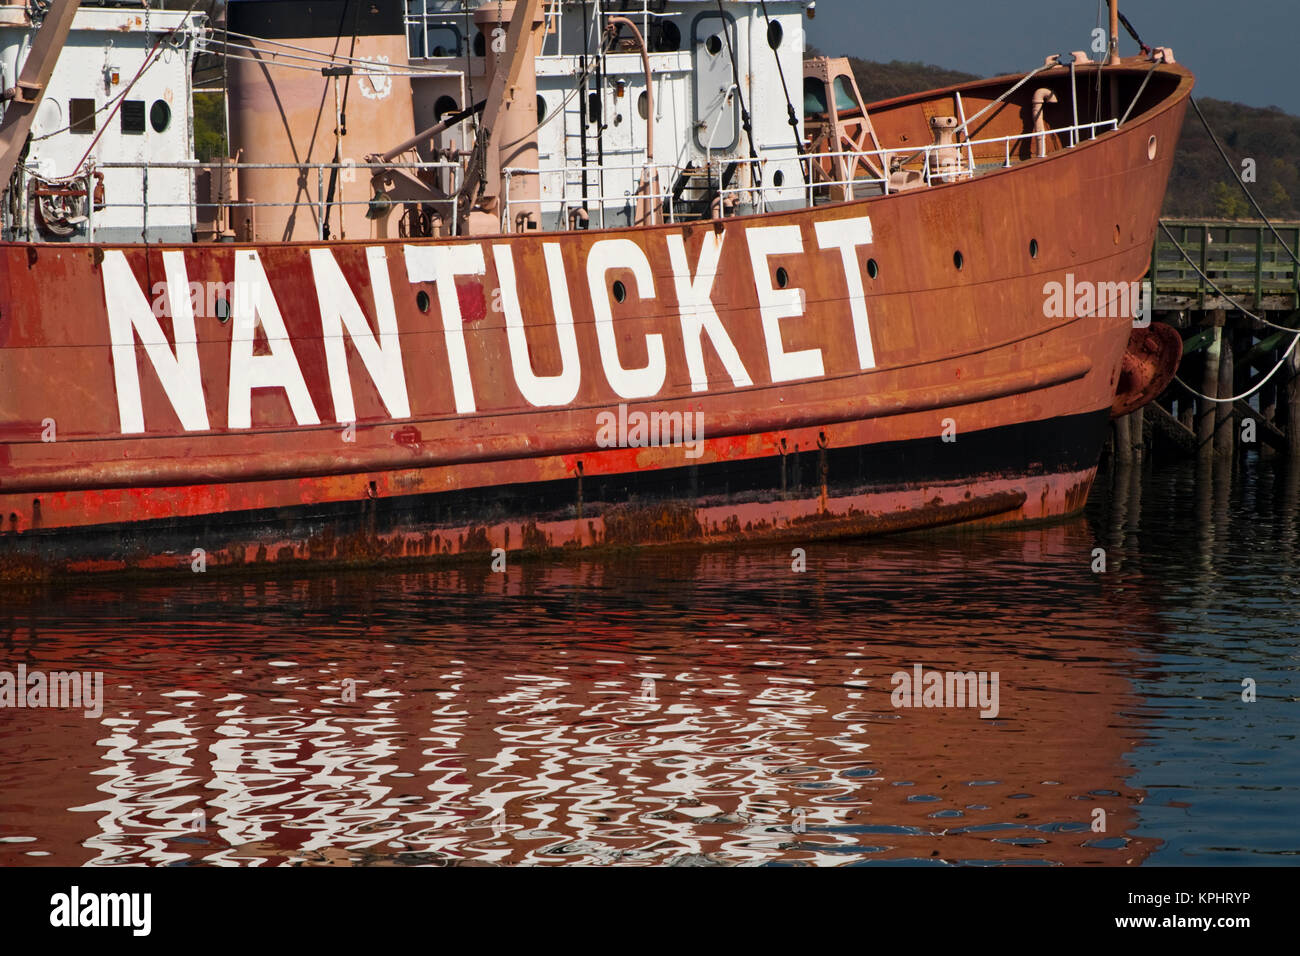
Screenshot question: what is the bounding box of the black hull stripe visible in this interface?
[0,409,1111,568]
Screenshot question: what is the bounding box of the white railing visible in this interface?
[712,117,1122,213]
[16,116,1123,242]
[503,159,683,232]
[501,116,1121,228]
[60,160,463,242]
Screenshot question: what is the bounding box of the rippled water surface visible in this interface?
[1,459,1297,866]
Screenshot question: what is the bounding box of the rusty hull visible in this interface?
[0,61,1194,578]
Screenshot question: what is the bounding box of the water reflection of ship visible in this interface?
[3,520,1163,865]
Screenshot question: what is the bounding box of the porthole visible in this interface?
[1029,238,1039,259]
[637,91,648,120]
[767,20,783,50]
[1147,134,1158,160]
[588,91,601,124]
[705,34,723,56]
[867,258,879,279]
[150,99,171,133]
[536,94,547,123]
[416,290,431,313]
[953,250,964,270]
[214,297,231,324]
[613,280,627,303]
[473,30,486,57]
[775,267,789,288]
[773,169,785,187]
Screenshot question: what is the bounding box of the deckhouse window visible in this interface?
[121,100,146,134]
[405,0,463,59]
[68,98,96,133]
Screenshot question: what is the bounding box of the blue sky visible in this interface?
[805,0,1299,115]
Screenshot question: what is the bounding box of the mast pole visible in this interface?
[1108,0,1121,66]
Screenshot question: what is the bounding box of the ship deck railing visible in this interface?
[61,115,1121,241]
[499,117,1121,230]
[80,160,465,241]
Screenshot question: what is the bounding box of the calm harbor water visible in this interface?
[1,458,1297,866]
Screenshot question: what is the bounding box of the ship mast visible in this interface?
[1108,0,1120,66]
[0,0,82,195]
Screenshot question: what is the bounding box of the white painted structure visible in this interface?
[0,1,205,242]
[405,0,809,230]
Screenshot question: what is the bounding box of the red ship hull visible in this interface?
[0,62,1192,579]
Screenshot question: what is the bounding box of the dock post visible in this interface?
[1198,314,1224,462]
[1215,330,1234,466]
[1289,339,1300,460]
[1133,405,1146,462]
[1114,414,1133,464]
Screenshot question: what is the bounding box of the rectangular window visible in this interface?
[121,100,146,134]
[69,98,96,133]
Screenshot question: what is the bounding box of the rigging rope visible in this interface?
[757,0,807,185]
[1158,222,1300,332]
[1157,222,1300,402]
[713,0,762,188]
[1174,335,1299,404]
[1190,95,1300,267]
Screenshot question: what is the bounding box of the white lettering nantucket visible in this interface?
[103,249,209,433]
[228,249,320,429]
[586,238,667,399]
[311,246,411,422]
[745,225,824,383]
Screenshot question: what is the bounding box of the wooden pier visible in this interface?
[1127,218,1300,466]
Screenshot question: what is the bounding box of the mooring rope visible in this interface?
[1156,223,1300,403]
[1158,223,1300,332]
[1190,96,1300,267]
[1172,333,1299,404]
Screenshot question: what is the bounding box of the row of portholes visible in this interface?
[398,237,1078,317]
[397,231,1128,317]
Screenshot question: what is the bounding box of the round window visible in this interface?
[150,99,171,133]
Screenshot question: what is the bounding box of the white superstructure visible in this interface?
[405,0,809,229]
[0,0,204,242]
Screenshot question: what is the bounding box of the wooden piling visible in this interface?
[1131,406,1145,462]
[1113,415,1132,465]
[1289,340,1300,460]
[1215,332,1234,465]
[1197,318,1223,462]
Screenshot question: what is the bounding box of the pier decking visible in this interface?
[1132,218,1300,465]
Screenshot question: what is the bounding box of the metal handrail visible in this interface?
[62,159,463,241]
[24,117,1124,243]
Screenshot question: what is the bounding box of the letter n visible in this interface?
[103,250,210,433]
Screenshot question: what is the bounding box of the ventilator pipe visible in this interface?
[1032,88,1059,158]
[606,15,657,225]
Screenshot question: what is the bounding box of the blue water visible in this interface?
[0,457,1296,866]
